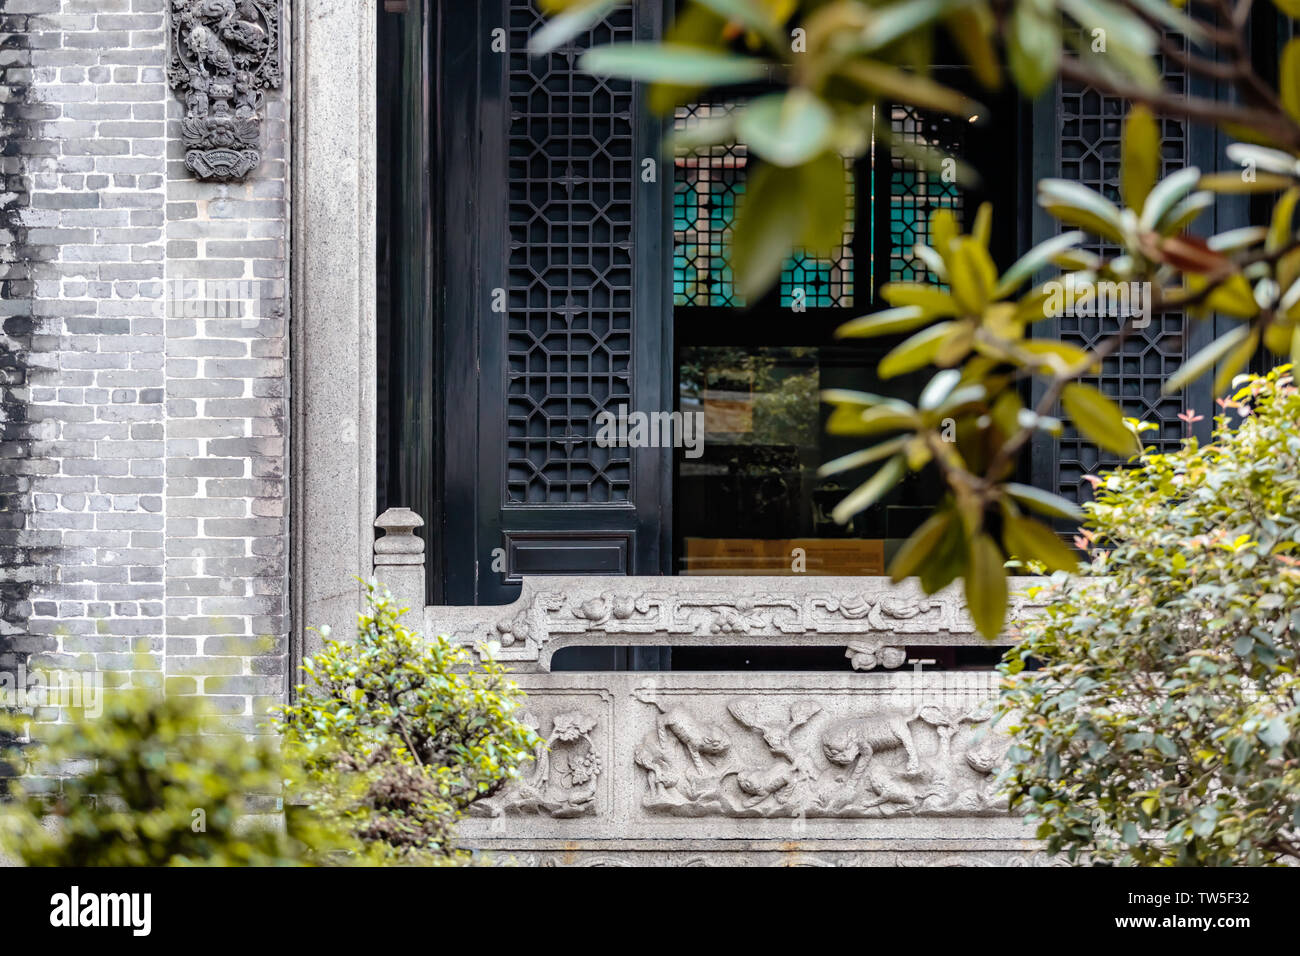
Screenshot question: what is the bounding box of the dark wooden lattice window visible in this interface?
[505,0,636,506]
[1050,36,1192,503]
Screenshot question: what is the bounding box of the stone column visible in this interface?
[373,508,426,616]
[292,0,378,657]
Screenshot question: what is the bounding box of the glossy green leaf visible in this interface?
[1004,482,1085,522]
[579,43,770,85]
[889,509,956,581]
[737,89,834,168]
[531,0,621,55]
[835,305,931,339]
[1007,0,1061,98]
[840,60,979,116]
[1003,513,1081,572]
[878,321,955,378]
[799,150,850,255]
[1122,105,1159,210]
[1163,324,1252,395]
[831,456,906,524]
[966,532,1008,640]
[818,436,909,477]
[729,163,804,299]
[1283,38,1300,124]
[994,231,1085,297]
[1062,382,1141,456]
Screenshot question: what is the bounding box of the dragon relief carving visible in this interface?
[168,0,281,181]
[632,691,1010,818]
[471,710,602,818]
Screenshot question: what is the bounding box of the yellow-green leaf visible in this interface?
[1122,105,1159,210]
[965,533,1008,640]
[889,509,955,581]
[835,306,931,339]
[949,238,997,313]
[878,322,955,379]
[1283,38,1300,125]
[831,456,905,524]
[1061,382,1141,456]
[1002,514,1081,572]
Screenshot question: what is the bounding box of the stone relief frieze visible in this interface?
[435,576,1048,668]
[471,696,611,819]
[630,685,1010,819]
[167,0,282,181]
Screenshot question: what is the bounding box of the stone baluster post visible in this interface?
[373,508,427,614]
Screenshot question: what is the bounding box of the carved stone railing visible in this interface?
[372,509,1052,867]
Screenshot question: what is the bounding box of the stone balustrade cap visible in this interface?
[375,507,425,531]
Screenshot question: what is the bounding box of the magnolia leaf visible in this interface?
[1283,38,1300,125]
[878,322,955,378]
[1002,513,1081,572]
[690,0,784,48]
[1062,382,1141,456]
[995,231,1086,297]
[831,456,906,524]
[944,7,1001,89]
[1122,105,1159,210]
[729,163,804,299]
[799,150,850,255]
[1004,482,1085,521]
[840,60,979,116]
[579,43,770,85]
[889,509,955,581]
[966,533,1008,640]
[1007,0,1061,97]
[1163,324,1252,394]
[1212,327,1260,395]
[1138,167,1201,233]
[835,306,931,339]
[949,238,997,313]
[1196,171,1294,194]
[1038,179,1125,241]
[857,0,955,52]
[881,282,960,317]
[1268,187,1300,252]
[530,0,621,55]
[818,436,909,477]
[737,89,834,168]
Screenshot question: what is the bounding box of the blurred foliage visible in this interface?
[999,368,1300,865]
[537,0,1300,635]
[0,692,331,866]
[277,582,542,865]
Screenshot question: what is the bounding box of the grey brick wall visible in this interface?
[0,0,292,731]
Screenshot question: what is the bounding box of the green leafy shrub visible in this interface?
[277,582,542,864]
[999,367,1300,865]
[0,691,326,866]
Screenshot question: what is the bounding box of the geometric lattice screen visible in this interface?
[505,0,634,504]
[1054,37,1190,503]
[672,101,855,308]
[888,104,964,282]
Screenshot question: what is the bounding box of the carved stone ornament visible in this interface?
[431,575,1048,671]
[631,685,1011,819]
[470,709,605,819]
[167,0,282,182]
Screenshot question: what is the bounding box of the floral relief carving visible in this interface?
[471,710,602,819]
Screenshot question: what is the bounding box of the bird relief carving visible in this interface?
[168,0,281,181]
[632,689,1010,818]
